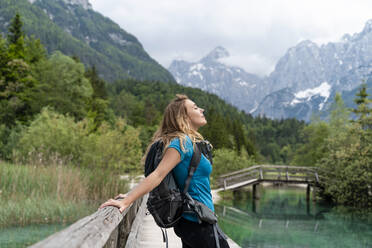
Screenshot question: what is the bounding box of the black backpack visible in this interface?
[145,140,212,228]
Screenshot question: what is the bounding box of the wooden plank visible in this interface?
[125,194,149,248]
[223,179,259,191]
[136,212,182,248]
[136,208,241,248]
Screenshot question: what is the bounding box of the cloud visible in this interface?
[90,0,372,76]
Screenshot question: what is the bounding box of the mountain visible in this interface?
[0,0,175,83]
[168,46,267,112]
[254,20,372,120]
[169,20,372,121]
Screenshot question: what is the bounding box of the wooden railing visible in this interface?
[30,194,148,248]
[216,165,320,191]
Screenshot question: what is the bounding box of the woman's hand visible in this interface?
[99,198,129,213]
[114,193,128,200]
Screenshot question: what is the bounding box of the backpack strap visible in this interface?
[183,143,201,194]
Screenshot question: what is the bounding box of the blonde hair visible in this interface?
[142,94,204,163]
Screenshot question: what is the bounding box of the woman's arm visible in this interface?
[99,147,181,212]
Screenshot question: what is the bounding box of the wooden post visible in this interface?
[306,199,310,215]
[312,186,317,202]
[253,183,260,200]
[306,184,310,202]
[253,198,260,214]
[315,172,319,183]
[286,167,289,181]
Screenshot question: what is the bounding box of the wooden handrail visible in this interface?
[30,194,147,248]
[219,165,317,178]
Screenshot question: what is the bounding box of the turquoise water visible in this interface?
[0,223,69,248]
[216,185,372,248]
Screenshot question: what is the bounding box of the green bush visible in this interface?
[13,108,84,165]
[212,148,255,182]
[13,108,143,172]
[318,123,372,208]
[81,119,143,172]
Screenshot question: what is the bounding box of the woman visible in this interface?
[99,94,229,248]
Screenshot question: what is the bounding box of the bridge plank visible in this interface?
[125,194,148,248]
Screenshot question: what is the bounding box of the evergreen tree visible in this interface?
[85,66,108,100]
[329,93,350,133]
[0,27,36,127]
[7,13,24,45]
[85,66,109,129]
[0,58,36,126]
[0,35,9,74]
[7,13,25,59]
[352,83,372,130]
[24,36,47,64]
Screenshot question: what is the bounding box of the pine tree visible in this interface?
[85,66,109,129]
[85,66,108,100]
[7,13,25,59]
[352,84,371,129]
[7,13,24,45]
[0,25,36,126]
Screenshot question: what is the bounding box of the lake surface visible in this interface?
[215,184,372,248]
[0,223,69,248]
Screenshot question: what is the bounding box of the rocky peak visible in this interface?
[296,40,318,50]
[62,0,92,10]
[362,19,372,34]
[201,46,230,62]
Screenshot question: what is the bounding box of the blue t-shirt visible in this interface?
[168,135,214,222]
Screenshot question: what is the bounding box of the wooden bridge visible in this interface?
[30,165,320,247]
[215,165,320,200]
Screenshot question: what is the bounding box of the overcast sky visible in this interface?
[89,0,372,77]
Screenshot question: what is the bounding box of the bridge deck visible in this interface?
[136,212,241,248]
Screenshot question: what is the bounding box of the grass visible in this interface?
[0,162,129,228]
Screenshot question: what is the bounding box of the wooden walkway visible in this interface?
[125,183,241,248]
[136,213,241,248]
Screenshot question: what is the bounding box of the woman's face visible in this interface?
[184,99,207,130]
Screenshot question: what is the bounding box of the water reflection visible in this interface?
[216,184,372,248]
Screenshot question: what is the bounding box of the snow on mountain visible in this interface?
[290,82,331,110]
